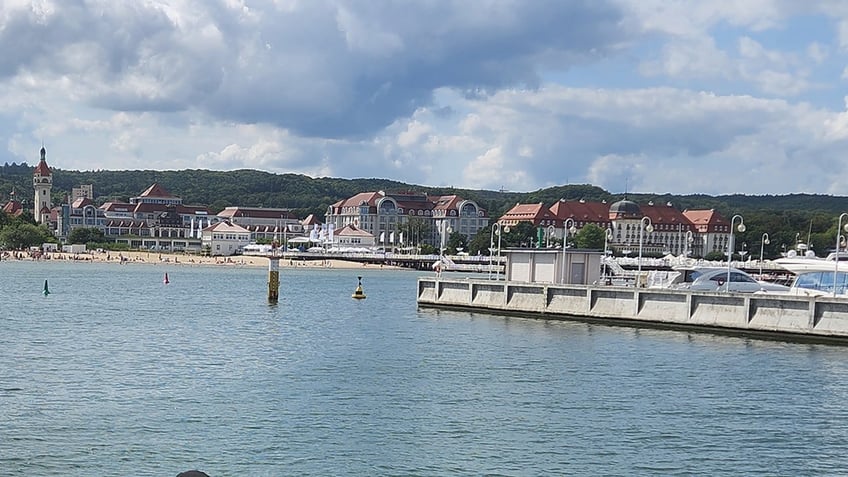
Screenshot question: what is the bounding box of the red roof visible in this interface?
[71,197,94,208]
[302,214,322,225]
[499,202,553,226]
[549,199,611,227]
[336,192,383,208]
[139,183,175,198]
[430,195,461,211]
[101,201,134,213]
[2,200,23,216]
[336,224,374,237]
[683,209,727,233]
[639,202,693,231]
[34,158,51,176]
[217,207,297,220]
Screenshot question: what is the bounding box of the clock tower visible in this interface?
[33,146,53,224]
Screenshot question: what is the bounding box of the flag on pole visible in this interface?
[399,232,404,245]
[379,232,385,243]
[389,232,395,244]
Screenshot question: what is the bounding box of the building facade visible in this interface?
[325,190,489,249]
[201,222,252,256]
[499,198,730,257]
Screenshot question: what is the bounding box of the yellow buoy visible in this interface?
[352,276,366,300]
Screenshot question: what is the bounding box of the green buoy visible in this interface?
[43,279,50,296]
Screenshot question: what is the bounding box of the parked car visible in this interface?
[668,267,790,293]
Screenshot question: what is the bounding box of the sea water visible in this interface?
[2,260,848,476]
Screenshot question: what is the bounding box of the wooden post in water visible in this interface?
[268,257,280,303]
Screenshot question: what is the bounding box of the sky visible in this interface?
[3,0,848,196]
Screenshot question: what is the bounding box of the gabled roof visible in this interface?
[139,183,175,198]
[335,224,374,237]
[302,214,322,225]
[499,202,551,224]
[205,221,250,233]
[683,209,725,225]
[2,200,23,216]
[549,199,610,224]
[71,197,95,209]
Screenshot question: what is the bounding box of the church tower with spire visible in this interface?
[33,146,53,224]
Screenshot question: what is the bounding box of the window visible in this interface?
[730,272,755,283]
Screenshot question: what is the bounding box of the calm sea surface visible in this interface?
[2,260,848,476]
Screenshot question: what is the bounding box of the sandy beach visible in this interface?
[4,250,402,270]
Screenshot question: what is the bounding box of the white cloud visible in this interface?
[2,0,848,199]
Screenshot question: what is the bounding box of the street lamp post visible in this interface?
[726,214,746,291]
[684,230,694,258]
[759,233,770,276]
[561,218,577,284]
[489,223,509,280]
[603,228,614,282]
[834,213,848,297]
[637,217,654,286]
[603,227,613,256]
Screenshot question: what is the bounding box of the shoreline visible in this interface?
[1,250,406,270]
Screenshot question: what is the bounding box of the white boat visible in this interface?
[774,250,848,274]
[764,250,848,297]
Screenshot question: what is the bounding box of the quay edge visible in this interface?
[417,277,848,345]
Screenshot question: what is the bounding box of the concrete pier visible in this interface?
[417,278,848,343]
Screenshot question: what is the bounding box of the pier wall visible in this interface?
[417,278,848,341]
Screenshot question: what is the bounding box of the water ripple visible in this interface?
[3,262,848,475]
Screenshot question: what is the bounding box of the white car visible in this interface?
[669,267,790,293]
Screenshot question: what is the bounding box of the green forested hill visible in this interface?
[2,163,848,222]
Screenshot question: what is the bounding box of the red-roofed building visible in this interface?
[334,224,376,247]
[683,209,731,256]
[325,190,488,249]
[201,221,252,256]
[499,203,555,228]
[131,183,181,206]
[2,189,23,218]
[499,198,732,257]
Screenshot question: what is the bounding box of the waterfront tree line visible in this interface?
[2,164,848,258]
